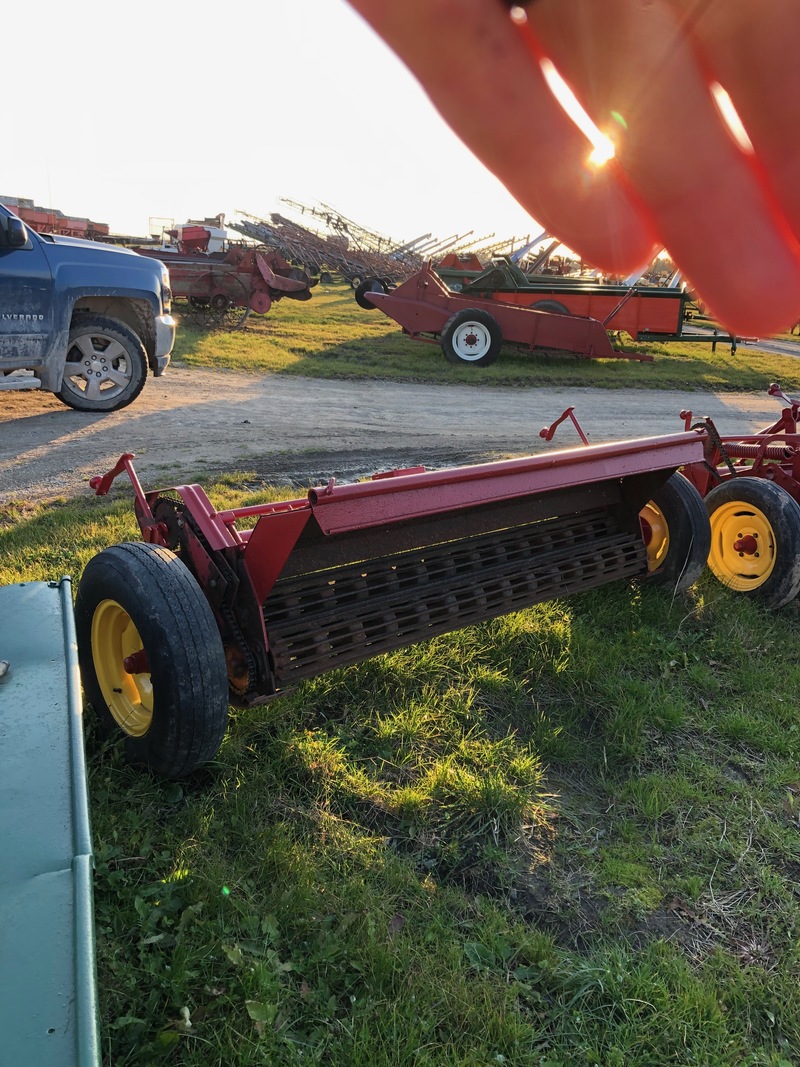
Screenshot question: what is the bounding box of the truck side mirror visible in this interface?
[6,217,29,247]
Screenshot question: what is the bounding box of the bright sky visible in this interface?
[4,1,542,249]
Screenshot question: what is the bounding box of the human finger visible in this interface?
[346,0,659,273]
[670,0,800,242]
[524,0,800,336]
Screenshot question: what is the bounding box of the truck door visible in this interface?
[0,208,54,368]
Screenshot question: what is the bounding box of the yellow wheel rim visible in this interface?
[91,599,154,736]
[640,500,670,573]
[708,500,776,591]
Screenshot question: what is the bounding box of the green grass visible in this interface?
[170,283,800,393]
[4,480,800,1066]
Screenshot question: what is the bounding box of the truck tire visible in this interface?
[441,308,503,366]
[56,314,148,412]
[75,542,229,778]
[640,473,711,592]
[704,477,800,608]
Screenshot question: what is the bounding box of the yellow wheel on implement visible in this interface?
[705,476,800,608]
[640,500,670,574]
[707,499,776,591]
[640,473,710,592]
[75,542,229,779]
[91,599,153,737]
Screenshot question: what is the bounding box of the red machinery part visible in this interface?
[362,263,652,364]
[675,384,800,610]
[87,430,707,713]
[134,247,314,320]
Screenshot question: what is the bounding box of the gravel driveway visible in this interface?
[0,367,789,505]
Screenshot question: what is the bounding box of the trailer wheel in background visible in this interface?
[56,314,147,412]
[640,473,711,592]
[355,277,387,309]
[531,299,570,315]
[441,308,503,366]
[705,477,800,608]
[75,542,229,779]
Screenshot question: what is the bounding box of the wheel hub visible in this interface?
[454,323,490,360]
[709,501,775,588]
[732,533,758,555]
[82,355,115,382]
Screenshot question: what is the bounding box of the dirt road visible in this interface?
[0,367,788,505]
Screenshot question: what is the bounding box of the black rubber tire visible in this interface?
[531,299,570,315]
[641,473,711,592]
[441,308,503,367]
[354,277,387,309]
[704,477,800,608]
[56,314,148,412]
[75,542,229,778]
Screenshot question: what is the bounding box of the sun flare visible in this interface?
[540,58,616,167]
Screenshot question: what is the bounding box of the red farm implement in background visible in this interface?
[359,260,746,365]
[439,257,694,343]
[0,194,110,240]
[358,263,655,365]
[76,430,710,778]
[136,245,315,328]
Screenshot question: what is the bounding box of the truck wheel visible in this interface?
[56,314,147,412]
[441,308,503,366]
[640,473,711,592]
[705,477,800,608]
[75,542,229,778]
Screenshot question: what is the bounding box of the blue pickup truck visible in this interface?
[0,202,175,412]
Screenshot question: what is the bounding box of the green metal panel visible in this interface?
[0,579,100,1067]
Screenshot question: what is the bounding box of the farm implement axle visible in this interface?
[78,432,710,777]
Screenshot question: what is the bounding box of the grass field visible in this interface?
[171,283,800,395]
[5,290,800,1065]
